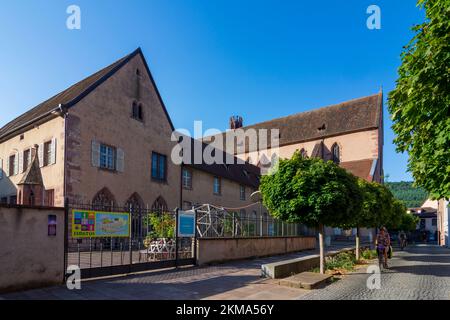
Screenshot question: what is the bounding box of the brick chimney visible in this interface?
[229,116,243,130]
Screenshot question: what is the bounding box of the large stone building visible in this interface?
[0,48,383,241]
[0,48,260,215]
[207,92,384,237]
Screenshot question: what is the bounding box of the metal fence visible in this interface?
[66,203,194,278]
[195,204,316,238]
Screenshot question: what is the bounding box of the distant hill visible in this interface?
[385,181,428,208]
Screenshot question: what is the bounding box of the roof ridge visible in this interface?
[241,92,381,130]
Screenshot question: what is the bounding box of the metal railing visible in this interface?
[194,204,316,238]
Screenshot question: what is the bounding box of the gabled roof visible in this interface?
[0,48,174,141]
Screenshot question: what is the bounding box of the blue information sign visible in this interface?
[178,210,196,237]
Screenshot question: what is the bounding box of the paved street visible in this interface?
[301,244,450,300]
[1,244,448,300]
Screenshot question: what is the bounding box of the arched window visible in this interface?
[126,193,145,239]
[125,193,144,212]
[299,148,308,158]
[92,187,117,211]
[332,143,340,164]
[151,196,168,213]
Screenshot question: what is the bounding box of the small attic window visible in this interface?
[136,69,141,76]
[317,124,326,132]
[20,134,24,140]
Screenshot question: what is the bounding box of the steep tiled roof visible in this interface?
[210,93,382,153]
[182,136,260,188]
[0,48,174,141]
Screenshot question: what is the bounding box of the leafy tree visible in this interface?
[400,211,420,231]
[385,181,428,208]
[260,152,363,274]
[350,180,388,259]
[388,0,450,199]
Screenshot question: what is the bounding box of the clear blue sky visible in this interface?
[0,0,424,181]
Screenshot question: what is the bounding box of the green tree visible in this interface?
[385,181,428,208]
[350,180,389,260]
[260,152,363,274]
[388,0,450,199]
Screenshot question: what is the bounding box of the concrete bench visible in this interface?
[261,246,369,279]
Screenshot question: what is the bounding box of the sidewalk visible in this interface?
[0,241,363,300]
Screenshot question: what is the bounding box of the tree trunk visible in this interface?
[356,227,360,261]
[318,223,325,274]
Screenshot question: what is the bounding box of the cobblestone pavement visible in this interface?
[1,243,447,300]
[0,243,354,300]
[300,244,450,300]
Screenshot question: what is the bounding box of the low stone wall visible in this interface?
[0,204,65,293]
[196,236,316,265]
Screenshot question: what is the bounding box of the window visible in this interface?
[100,144,116,170]
[45,189,55,207]
[152,152,167,181]
[132,101,144,121]
[240,185,246,201]
[182,168,192,189]
[8,154,17,176]
[432,218,437,226]
[43,141,52,166]
[331,143,340,164]
[213,176,221,195]
[300,148,307,158]
[23,149,31,172]
[0,197,7,204]
[151,196,168,213]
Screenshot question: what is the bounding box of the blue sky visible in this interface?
[0,0,424,181]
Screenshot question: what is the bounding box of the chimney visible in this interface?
[229,116,243,130]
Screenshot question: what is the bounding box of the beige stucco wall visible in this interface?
[0,117,65,206]
[241,129,380,166]
[196,236,316,265]
[0,205,65,293]
[66,54,180,210]
[182,166,261,214]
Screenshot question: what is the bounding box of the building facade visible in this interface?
[0,48,383,241]
[0,49,259,214]
[437,199,449,248]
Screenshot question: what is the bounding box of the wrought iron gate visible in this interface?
[64,202,196,279]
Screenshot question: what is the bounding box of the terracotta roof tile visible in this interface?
[339,159,374,181]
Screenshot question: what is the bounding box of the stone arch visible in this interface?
[92,187,117,210]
